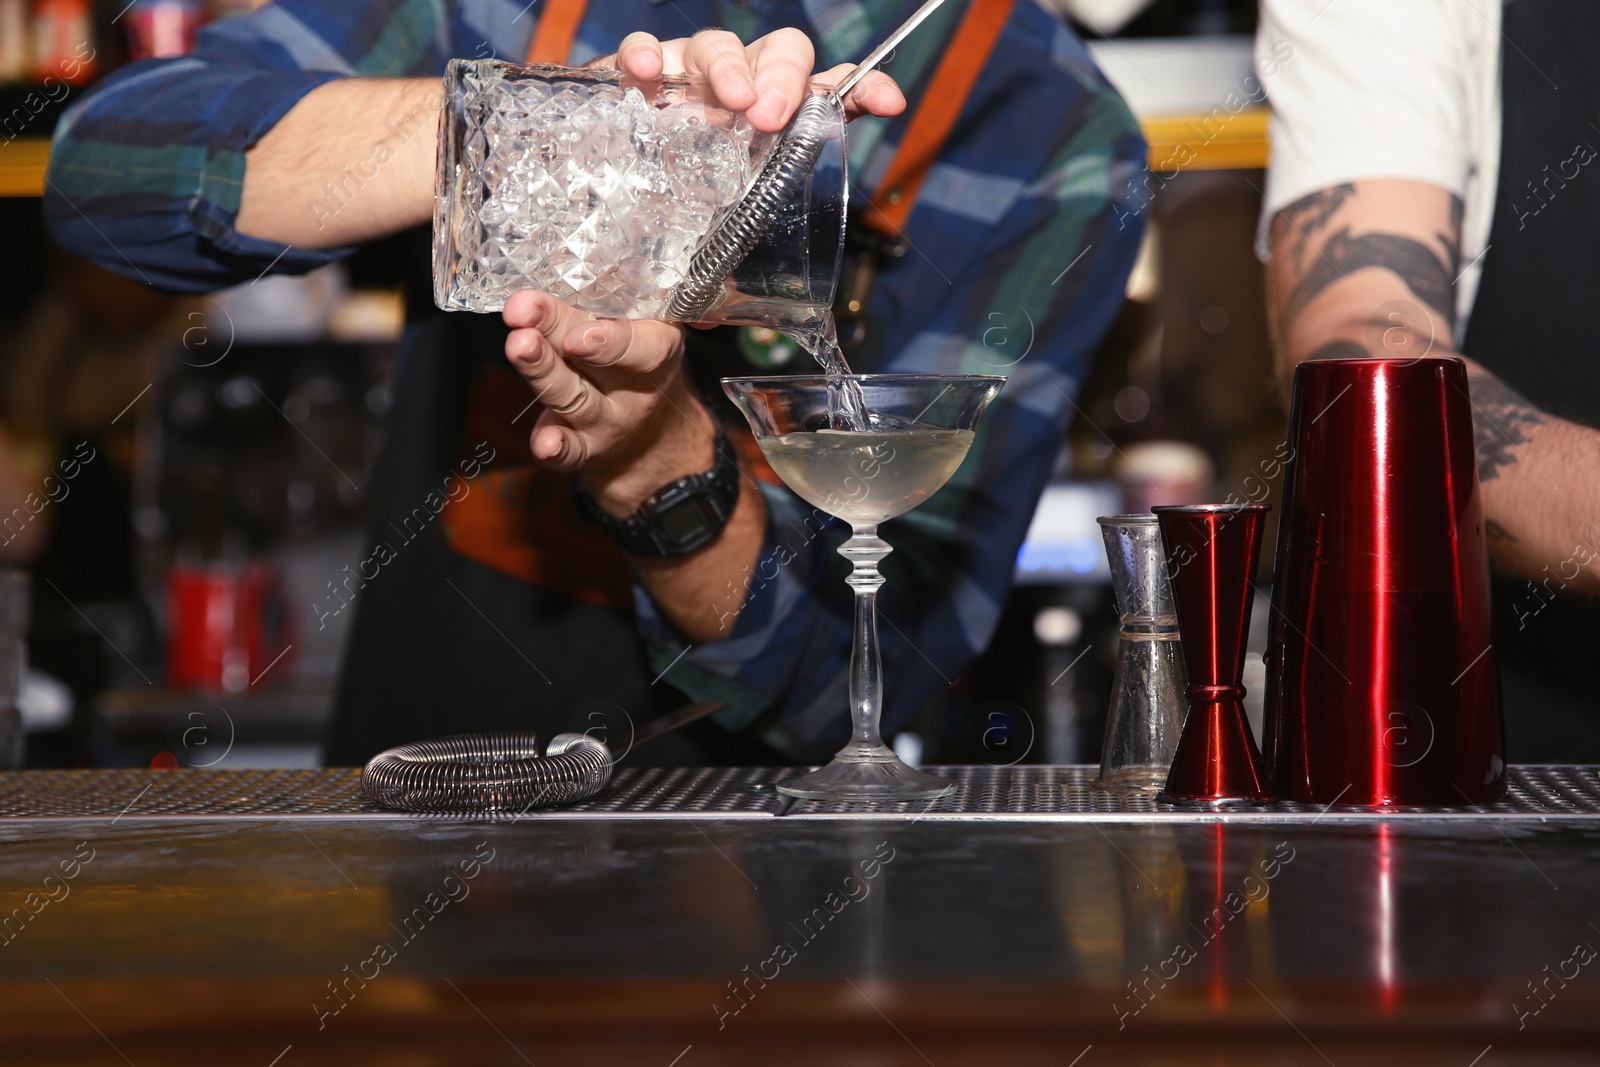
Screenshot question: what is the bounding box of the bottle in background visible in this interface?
[30,0,96,85]
[125,0,203,61]
[0,0,28,85]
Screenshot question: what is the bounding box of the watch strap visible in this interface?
[573,426,742,559]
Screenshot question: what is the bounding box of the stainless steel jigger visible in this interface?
[666,0,953,321]
[1095,515,1188,794]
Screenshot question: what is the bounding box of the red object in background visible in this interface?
[1155,504,1272,803]
[166,562,292,692]
[124,0,203,61]
[150,750,179,769]
[30,0,95,84]
[1265,357,1505,806]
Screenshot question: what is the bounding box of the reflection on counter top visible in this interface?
[1,772,1598,1063]
[1,764,1598,1062]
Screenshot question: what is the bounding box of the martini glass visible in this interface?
[722,374,1005,801]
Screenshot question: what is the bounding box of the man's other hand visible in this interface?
[502,290,714,517]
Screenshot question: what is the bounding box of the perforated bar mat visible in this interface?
[0,766,1597,822]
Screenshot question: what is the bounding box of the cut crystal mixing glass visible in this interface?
[434,60,847,332]
[722,374,1005,801]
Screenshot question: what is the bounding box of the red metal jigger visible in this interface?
[1265,357,1505,806]
[1153,504,1272,804]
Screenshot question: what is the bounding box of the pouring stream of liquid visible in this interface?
[787,306,871,431]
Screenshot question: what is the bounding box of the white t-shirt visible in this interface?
[1255,0,1502,331]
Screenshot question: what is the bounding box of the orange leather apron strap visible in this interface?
[863,0,1016,238]
[525,0,590,64]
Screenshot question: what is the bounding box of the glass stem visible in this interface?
[838,523,894,761]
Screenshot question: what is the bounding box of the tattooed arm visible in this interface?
[1266,178,1600,592]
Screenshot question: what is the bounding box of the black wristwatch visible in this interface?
[573,426,742,559]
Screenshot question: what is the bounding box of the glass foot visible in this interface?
[1093,766,1173,795]
[777,753,955,801]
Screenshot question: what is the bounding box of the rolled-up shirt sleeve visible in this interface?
[1257,0,1478,215]
[44,0,444,292]
[1255,0,1499,318]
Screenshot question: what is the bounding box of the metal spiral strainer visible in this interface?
[362,733,612,813]
[361,703,723,814]
[665,92,841,322]
[665,0,952,322]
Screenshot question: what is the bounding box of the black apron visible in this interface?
[1462,0,1600,760]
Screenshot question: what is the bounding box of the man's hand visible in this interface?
[503,290,767,643]
[502,290,707,514]
[613,28,905,130]
[1266,178,1600,594]
[238,29,904,250]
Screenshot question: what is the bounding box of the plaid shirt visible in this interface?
[46,0,1145,758]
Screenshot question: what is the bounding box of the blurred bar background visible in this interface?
[0,0,1283,770]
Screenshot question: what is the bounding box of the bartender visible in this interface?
[44,0,1145,765]
[1258,0,1600,759]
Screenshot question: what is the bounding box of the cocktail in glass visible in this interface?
[722,374,1005,801]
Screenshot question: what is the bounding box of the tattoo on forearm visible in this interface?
[1284,229,1458,336]
[1485,519,1518,543]
[1280,184,1354,273]
[1308,340,1370,361]
[1275,189,1465,357]
[1442,196,1464,280]
[1466,373,1547,483]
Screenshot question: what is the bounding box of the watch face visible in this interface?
[658,498,714,546]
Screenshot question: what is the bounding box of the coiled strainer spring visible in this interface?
[362,732,612,813]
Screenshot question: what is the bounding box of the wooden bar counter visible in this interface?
[0,766,1596,1065]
